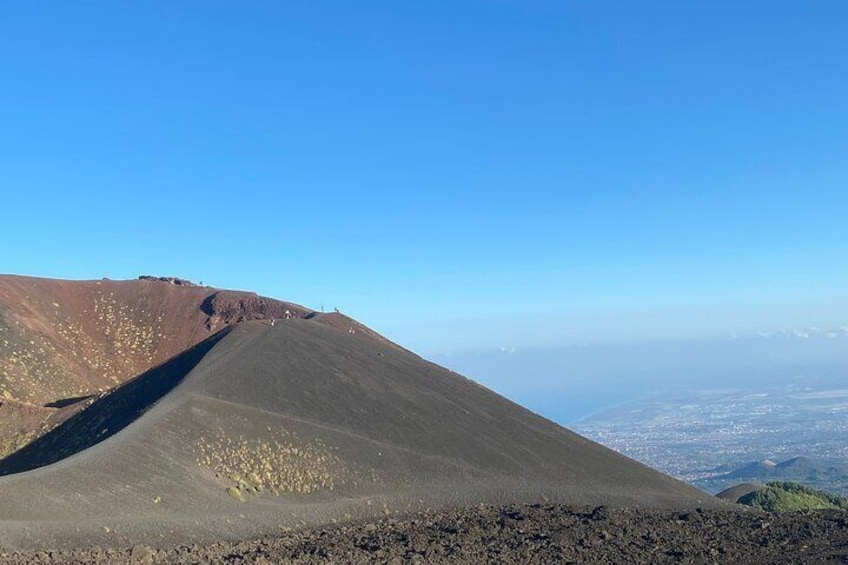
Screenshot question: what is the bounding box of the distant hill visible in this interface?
[734,481,848,513]
[716,483,763,503]
[713,456,848,491]
[695,456,848,498]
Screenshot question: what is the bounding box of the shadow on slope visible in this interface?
[44,395,96,409]
[0,327,232,476]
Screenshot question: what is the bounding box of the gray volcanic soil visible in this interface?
[0,317,724,550]
[1,503,847,564]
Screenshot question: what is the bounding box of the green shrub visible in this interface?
[738,481,848,513]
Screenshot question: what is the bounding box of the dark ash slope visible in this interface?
[0,317,725,550]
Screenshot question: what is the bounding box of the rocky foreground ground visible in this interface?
[2,503,847,564]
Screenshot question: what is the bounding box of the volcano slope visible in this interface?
[0,274,312,407]
[0,277,726,550]
[0,274,322,459]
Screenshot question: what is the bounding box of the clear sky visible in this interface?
[2,1,847,355]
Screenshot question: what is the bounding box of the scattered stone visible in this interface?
[3,504,845,564]
[137,276,198,287]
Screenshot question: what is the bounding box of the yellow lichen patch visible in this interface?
[0,320,84,404]
[0,430,36,459]
[227,486,246,501]
[195,428,355,497]
[60,293,163,383]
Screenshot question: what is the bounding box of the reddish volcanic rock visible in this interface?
[0,275,307,406]
[202,290,311,331]
[0,275,401,459]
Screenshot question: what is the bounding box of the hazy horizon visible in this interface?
[432,331,848,424]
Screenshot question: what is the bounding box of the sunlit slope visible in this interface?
[0,275,310,406]
[0,320,719,542]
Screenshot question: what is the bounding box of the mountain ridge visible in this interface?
[712,456,848,494]
[0,274,394,402]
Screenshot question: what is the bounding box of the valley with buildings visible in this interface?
[574,379,848,496]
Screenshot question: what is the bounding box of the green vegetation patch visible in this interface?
[738,481,848,513]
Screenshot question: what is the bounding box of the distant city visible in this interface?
[572,376,848,496]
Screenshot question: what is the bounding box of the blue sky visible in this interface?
[2,1,847,354]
